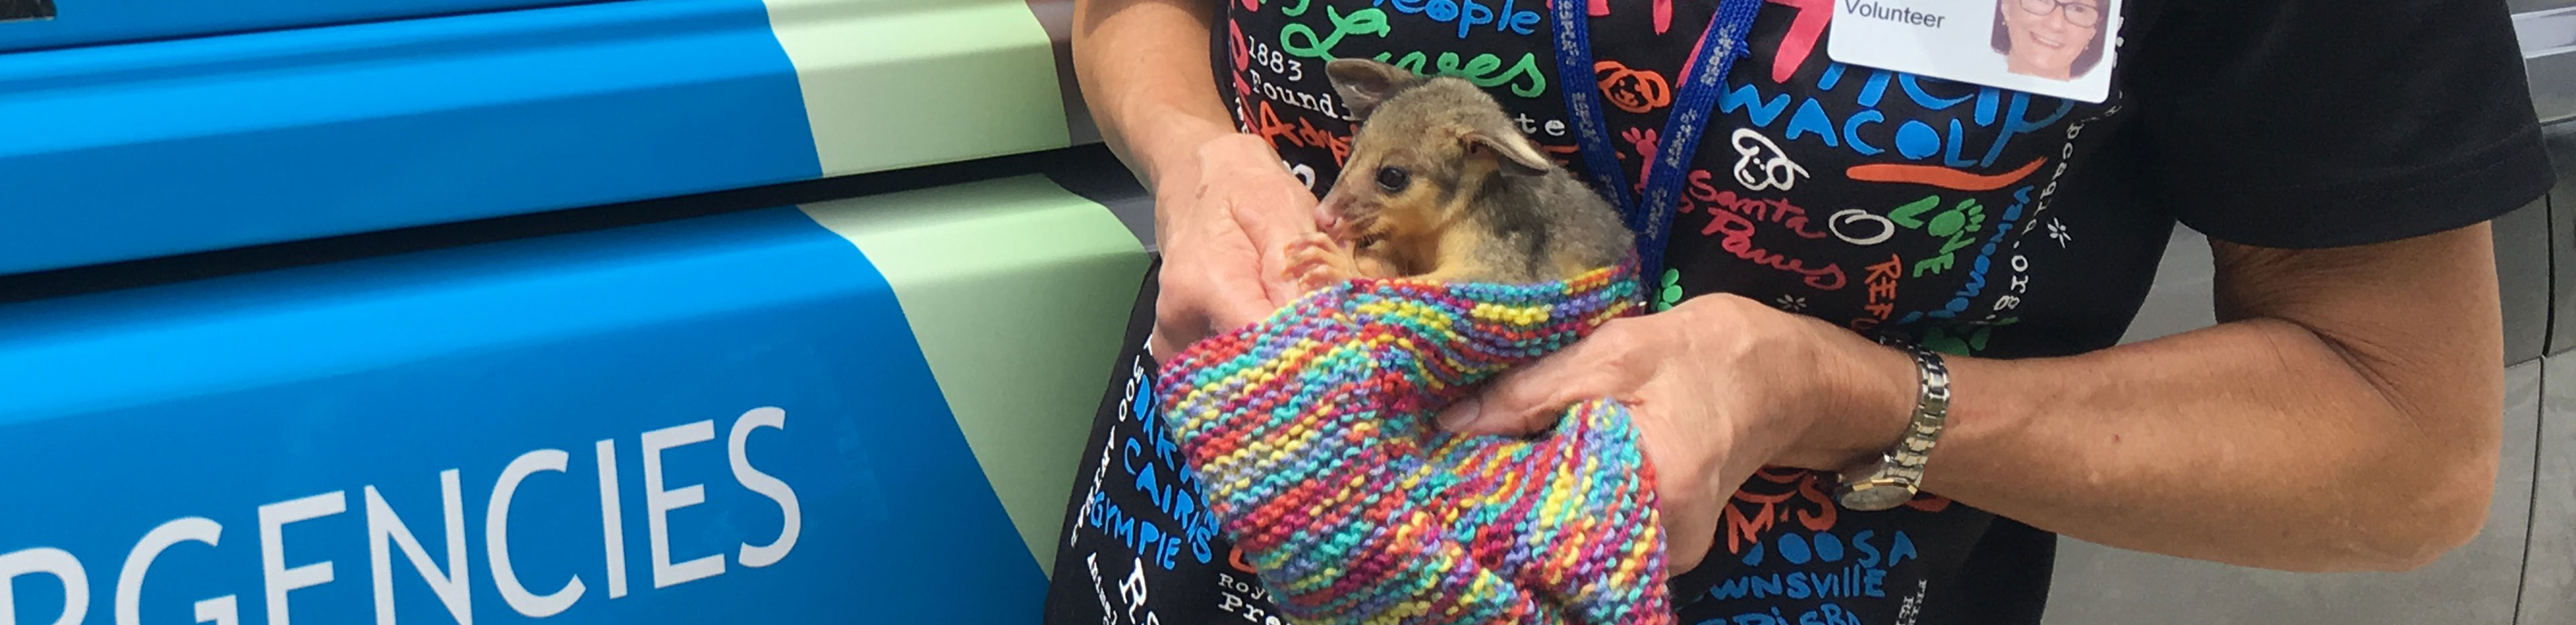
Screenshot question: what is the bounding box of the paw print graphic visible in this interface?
[1619,127,1659,163]
[1919,325,1992,356]
[1654,268,1684,311]
[1925,198,1987,239]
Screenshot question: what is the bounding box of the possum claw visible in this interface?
[1285,233,1358,294]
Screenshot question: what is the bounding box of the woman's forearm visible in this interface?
[1071,0,1322,346]
[1923,320,2499,571]
[1071,0,1236,191]
[1847,226,2506,573]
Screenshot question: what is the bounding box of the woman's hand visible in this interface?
[1434,293,1917,575]
[1072,0,1315,358]
[1146,132,1324,359]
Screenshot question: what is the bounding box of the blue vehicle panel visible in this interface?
[0,207,1042,624]
[0,0,616,53]
[0,0,820,276]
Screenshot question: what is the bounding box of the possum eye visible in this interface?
[1374,167,1410,193]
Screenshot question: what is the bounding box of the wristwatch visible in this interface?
[1834,340,1951,512]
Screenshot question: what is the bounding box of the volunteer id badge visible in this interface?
[1827,0,2121,103]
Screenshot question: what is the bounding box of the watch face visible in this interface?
[1838,481,1914,511]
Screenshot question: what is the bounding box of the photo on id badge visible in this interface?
[1828,0,2118,103]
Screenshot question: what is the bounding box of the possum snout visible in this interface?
[1315,192,1379,242]
[1314,194,1346,235]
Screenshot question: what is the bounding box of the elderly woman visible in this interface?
[1996,0,2108,80]
[1061,0,2555,622]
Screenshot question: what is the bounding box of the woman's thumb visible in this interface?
[1436,373,1565,437]
[1436,345,1619,436]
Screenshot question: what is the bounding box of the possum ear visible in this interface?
[1463,123,1552,176]
[1326,58,1419,121]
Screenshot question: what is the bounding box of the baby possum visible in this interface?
[1285,58,1634,293]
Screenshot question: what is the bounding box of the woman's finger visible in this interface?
[1228,194,1320,308]
[1146,326,1181,363]
[1662,506,1718,577]
[1438,340,1631,436]
[1155,245,1287,361]
[1198,263,1284,332]
[1150,290,1209,362]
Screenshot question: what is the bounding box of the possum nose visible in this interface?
[1314,197,1345,233]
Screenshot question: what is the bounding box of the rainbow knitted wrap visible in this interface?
[1157,261,1674,625]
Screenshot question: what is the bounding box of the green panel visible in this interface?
[765,0,1074,175]
[799,174,1148,570]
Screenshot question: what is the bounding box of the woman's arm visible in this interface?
[1071,0,1230,193]
[1440,223,2504,573]
[1913,223,2502,571]
[1073,0,1323,357]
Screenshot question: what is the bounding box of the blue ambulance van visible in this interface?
[0,0,1148,621]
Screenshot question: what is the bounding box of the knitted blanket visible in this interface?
[1157,261,1674,625]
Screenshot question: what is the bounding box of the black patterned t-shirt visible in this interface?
[1177,0,2551,622]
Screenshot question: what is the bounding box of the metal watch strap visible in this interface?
[1834,341,1951,511]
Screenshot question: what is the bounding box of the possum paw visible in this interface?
[1285,233,1359,294]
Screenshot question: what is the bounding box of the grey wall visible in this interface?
[2503,198,2555,364]
[2549,124,2574,356]
[2530,360,2574,624]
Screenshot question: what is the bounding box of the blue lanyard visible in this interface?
[1552,0,1765,280]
